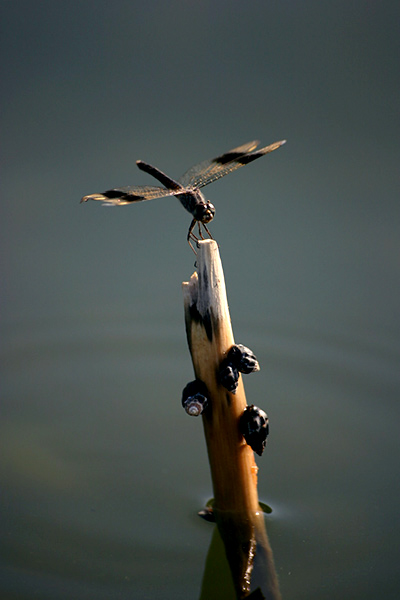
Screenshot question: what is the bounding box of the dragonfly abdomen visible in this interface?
[136,160,181,191]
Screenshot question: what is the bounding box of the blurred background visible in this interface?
[1,1,399,599]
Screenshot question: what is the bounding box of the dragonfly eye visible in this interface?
[203,202,215,223]
[194,202,215,223]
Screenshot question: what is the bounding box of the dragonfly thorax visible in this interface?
[176,189,215,224]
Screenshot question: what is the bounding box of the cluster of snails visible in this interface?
[218,343,260,393]
[181,343,269,456]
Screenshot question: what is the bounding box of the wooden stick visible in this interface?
[183,240,259,512]
[183,240,281,599]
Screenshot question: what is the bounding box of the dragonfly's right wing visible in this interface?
[179,140,286,190]
[81,185,176,206]
[178,141,260,187]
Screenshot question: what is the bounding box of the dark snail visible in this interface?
[218,361,240,393]
[228,344,260,374]
[218,343,260,393]
[181,379,209,416]
[239,404,269,456]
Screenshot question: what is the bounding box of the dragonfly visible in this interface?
[81,139,286,252]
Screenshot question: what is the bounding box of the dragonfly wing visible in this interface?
[81,185,176,205]
[181,140,286,190]
[178,140,260,187]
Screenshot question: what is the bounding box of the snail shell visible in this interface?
[181,380,209,417]
[218,361,240,393]
[239,404,269,456]
[218,344,260,393]
[228,344,260,374]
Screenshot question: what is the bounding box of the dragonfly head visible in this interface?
[195,201,215,224]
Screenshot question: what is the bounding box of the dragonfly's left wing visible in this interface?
[81,185,177,206]
[179,140,286,190]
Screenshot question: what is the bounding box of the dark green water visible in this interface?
[2,311,399,599]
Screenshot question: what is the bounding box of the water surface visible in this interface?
[2,313,399,599]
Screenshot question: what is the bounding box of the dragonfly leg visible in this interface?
[187,219,213,254]
[187,219,199,254]
[201,223,213,240]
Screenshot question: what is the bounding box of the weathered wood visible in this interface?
[183,240,281,599]
[183,240,260,514]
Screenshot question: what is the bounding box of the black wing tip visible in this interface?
[101,189,125,199]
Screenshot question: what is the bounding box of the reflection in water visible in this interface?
[198,503,280,600]
[220,509,280,600]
